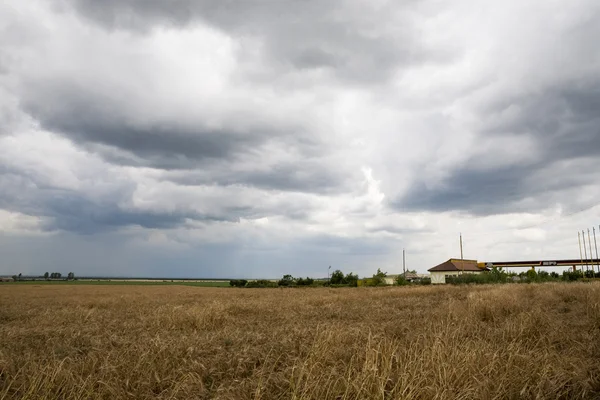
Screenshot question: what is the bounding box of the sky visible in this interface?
[1,0,600,278]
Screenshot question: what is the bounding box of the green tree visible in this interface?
[44,272,49,280]
[372,269,387,286]
[329,270,345,285]
[67,272,75,280]
[525,268,538,282]
[278,274,296,286]
[12,275,17,282]
[296,277,314,286]
[489,266,507,283]
[345,272,358,287]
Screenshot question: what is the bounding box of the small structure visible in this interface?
[428,259,489,284]
[382,272,426,285]
[0,277,15,282]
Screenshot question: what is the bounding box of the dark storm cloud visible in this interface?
[0,167,245,234]
[18,81,308,169]
[482,84,600,159]
[65,0,446,84]
[397,165,536,215]
[165,160,355,194]
[395,82,600,215]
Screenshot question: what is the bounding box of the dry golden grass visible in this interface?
[1,283,600,399]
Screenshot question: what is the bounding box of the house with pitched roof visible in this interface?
[428,259,489,284]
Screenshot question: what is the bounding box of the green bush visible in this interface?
[329,270,345,285]
[345,273,359,287]
[296,277,314,286]
[278,274,296,287]
[229,279,248,287]
[371,269,387,286]
[246,280,278,288]
[395,275,409,286]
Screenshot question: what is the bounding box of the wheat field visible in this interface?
[1,283,599,399]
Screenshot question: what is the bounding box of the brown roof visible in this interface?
[428,259,486,272]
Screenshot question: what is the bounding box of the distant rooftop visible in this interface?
[428,259,487,272]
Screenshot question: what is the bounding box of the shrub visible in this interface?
[278,275,296,287]
[330,270,345,285]
[562,270,584,281]
[246,280,278,288]
[446,274,484,285]
[395,275,409,286]
[229,279,248,288]
[371,269,388,286]
[584,270,596,279]
[296,277,314,286]
[345,273,358,287]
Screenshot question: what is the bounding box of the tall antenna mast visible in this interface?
[588,229,594,275]
[460,233,464,273]
[578,231,584,267]
[593,227,599,274]
[403,248,406,279]
[582,230,588,273]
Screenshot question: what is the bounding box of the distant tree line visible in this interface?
[445,266,600,285]
[228,268,417,288]
[10,272,76,281]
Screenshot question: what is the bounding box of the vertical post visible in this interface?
[403,248,406,279]
[582,230,588,273]
[593,227,599,275]
[578,231,584,266]
[588,229,594,275]
[328,265,331,283]
[460,233,464,274]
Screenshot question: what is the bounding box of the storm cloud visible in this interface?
[1,0,599,277]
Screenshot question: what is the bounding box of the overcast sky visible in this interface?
[1,0,600,278]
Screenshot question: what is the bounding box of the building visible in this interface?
[381,272,428,285]
[428,259,489,284]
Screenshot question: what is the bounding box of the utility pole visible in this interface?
[588,229,594,275]
[593,227,599,275]
[328,265,331,283]
[460,233,464,274]
[578,231,584,267]
[403,248,406,279]
[583,230,589,273]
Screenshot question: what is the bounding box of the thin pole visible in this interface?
[578,231,584,266]
[593,227,599,275]
[403,249,407,280]
[588,229,594,275]
[460,233,464,273]
[582,230,588,273]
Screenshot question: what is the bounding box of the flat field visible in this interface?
[1,283,599,399]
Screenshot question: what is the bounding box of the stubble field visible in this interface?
[1,283,600,399]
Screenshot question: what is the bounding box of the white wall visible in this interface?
[430,271,483,284]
